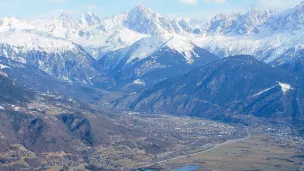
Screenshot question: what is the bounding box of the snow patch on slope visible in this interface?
[0,64,9,69]
[133,79,145,85]
[126,35,167,63]
[252,86,276,97]
[166,36,199,64]
[125,34,199,64]
[0,29,76,53]
[0,71,8,77]
[277,82,292,94]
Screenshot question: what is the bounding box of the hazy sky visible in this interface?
[0,0,302,20]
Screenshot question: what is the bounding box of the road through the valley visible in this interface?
[137,128,251,169]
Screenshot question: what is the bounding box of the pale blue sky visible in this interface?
[0,0,302,20]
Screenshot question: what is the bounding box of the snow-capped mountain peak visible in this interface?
[124,5,197,35]
[57,10,79,28]
[125,5,164,35]
[245,9,275,24]
[206,9,274,35]
[80,12,101,26]
[130,4,155,16]
[268,1,304,31]
[59,10,71,20]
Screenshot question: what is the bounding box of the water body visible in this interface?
[144,165,200,171]
[170,166,201,171]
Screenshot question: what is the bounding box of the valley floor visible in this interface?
[155,133,303,171]
[137,128,251,169]
[134,114,304,171]
[0,110,303,171]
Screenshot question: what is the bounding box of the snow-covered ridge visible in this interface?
[0,2,304,71]
[0,11,149,59]
[202,9,275,35]
[118,34,200,64]
[0,5,198,60]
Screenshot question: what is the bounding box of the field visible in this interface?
[157,133,303,171]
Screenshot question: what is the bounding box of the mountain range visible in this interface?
[0,1,303,131]
[0,2,304,88]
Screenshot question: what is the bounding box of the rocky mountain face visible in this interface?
[114,55,304,122]
[0,95,146,155]
[1,44,113,88]
[0,71,147,155]
[0,57,112,104]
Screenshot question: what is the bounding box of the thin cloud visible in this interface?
[178,0,198,5]
[178,0,227,5]
[86,4,99,10]
[203,0,227,4]
[45,0,65,3]
[255,0,302,11]
[0,0,18,8]
[39,9,82,19]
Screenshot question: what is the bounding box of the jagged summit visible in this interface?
[127,4,157,21]
[59,10,70,19]
[131,4,153,13]
[80,12,101,26]
[124,4,196,35]
[57,10,79,28]
[267,1,304,31]
[206,9,275,35]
